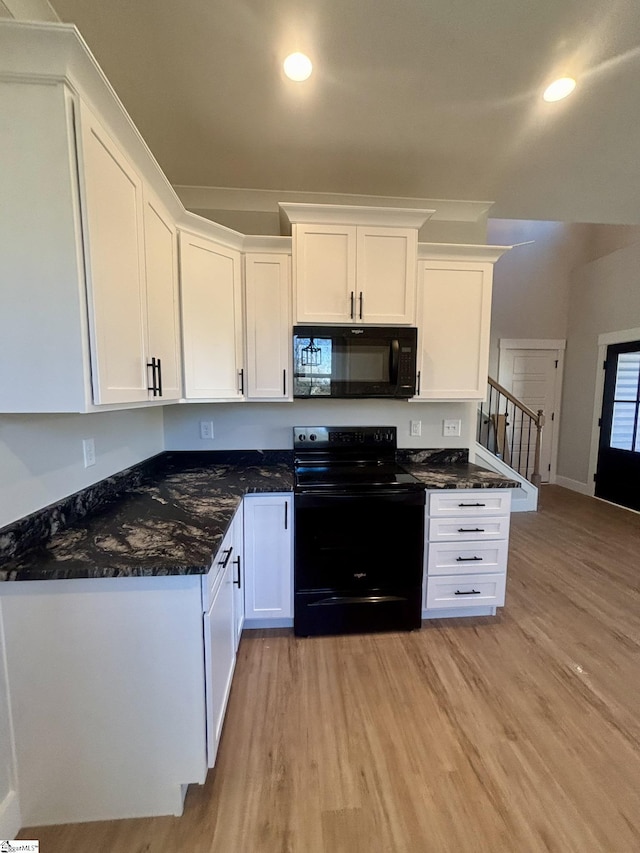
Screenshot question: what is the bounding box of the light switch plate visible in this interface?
[82,438,96,468]
[442,419,462,437]
[200,421,214,440]
[410,420,422,437]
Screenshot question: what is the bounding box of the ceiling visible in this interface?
[46,0,640,224]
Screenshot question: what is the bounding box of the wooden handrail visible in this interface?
[483,376,545,490]
[488,376,544,426]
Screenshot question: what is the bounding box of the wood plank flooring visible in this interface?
[19,486,640,852]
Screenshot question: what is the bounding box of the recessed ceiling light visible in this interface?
[543,77,577,102]
[283,52,312,82]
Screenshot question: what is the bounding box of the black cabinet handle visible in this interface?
[283,368,287,396]
[284,501,288,530]
[238,369,244,394]
[416,370,421,395]
[350,291,355,319]
[359,291,363,320]
[156,357,163,397]
[219,546,233,568]
[454,589,481,596]
[456,556,483,562]
[147,358,158,396]
[458,527,485,533]
[458,502,485,507]
[233,555,241,588]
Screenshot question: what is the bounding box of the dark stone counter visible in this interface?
[0,451,293,582]
[0,447,518,583]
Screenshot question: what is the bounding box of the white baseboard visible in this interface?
[555,476,593,496]
[243,618,294,630]
[0,789,22,840]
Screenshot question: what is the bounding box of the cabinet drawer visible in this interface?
[202,534,234,613]
[428,515,510,543]
[425,573,506,609]
[428,490,511,517]
[427,540,508,576]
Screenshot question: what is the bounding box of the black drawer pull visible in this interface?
[454,589,481,595]
[219,546,233,568]
[456,556,483,562]
[233,555,241,588]
[458,502,486,507]
[457,527,485,533]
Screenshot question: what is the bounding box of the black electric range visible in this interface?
[293,426,425,636]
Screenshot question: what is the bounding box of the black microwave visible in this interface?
[293,325,418,398]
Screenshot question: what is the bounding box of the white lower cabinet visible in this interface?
[423,489,511,617]
[243,493,293,626]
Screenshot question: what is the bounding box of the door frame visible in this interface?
[498,339,566,483]
[588,326,640,500]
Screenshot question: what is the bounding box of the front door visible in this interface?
[595,341,640,511]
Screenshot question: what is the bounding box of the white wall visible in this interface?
[558,239,640,486]
[487,219,589,376]
[163,400,476,452]
[0,603,19,839]
[0,408,164,528]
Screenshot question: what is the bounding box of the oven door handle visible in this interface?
[309,594,408,606]
[389,338,400,385]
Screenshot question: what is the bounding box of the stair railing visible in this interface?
[477,377,545,487]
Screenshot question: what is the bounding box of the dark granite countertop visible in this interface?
[398,451,520,490]
[0,448,518,583]
[0,452,293,582]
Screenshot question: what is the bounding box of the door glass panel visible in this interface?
[610,402,636,450]
[614,353,640,400]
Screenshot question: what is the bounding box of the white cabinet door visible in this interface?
[245,253,292,399]
[143,189,181,401]
[231,502,244,650]
[416,260,493,400]
[293,224,356,323]
[356,226,417,324]
[243,494,293,624]
[180,232,244,400]
[204,557,236,768]
[77,101,149,405]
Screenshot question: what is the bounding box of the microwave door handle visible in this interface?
[389,338,400,385]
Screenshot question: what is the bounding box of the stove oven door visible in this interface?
[293,489,425,636]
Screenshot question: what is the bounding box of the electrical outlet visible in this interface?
[442,419,462,437]
[410,420,422,437]
[200,421,214,440]
[82,438,96,468]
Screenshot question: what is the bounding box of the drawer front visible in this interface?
[428,490,511,517]
[427,540,508,576]
[202,532,234,613]
[428,515,510,542]
[425,573,506,609]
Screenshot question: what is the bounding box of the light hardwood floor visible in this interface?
[20,486,640,852]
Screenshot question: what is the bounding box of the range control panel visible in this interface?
[293,426,397,450]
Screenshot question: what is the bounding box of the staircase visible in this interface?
[476,377,545,511]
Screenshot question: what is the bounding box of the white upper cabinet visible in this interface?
[355,226,417,324]
[244,252,292,400]
[415,247,510,401]
[281,204,432,326]
[143,190,182,401]
[77,100,149,405]
[180,232,245,401]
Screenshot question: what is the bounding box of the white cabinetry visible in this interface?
[243,494,293,626]
[414,246,510,401]
[423,489,511,616]
[281,203,432,326]
[142,189,182,401]
[244,252,292,400]
[180,232,245,400]
[0,77,182,411]
[202,523,237,768]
